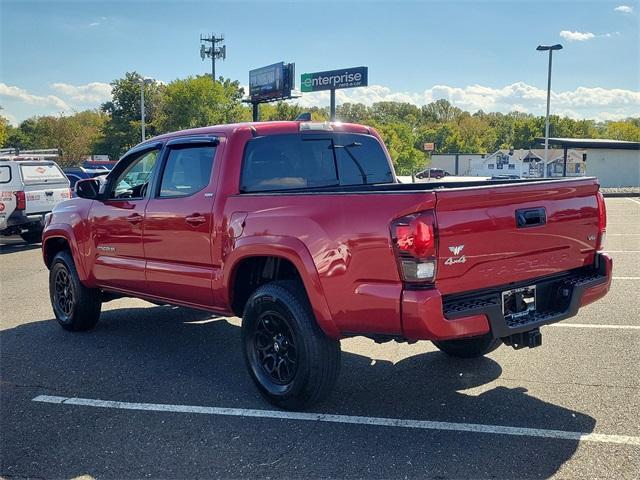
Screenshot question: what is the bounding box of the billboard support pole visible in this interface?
[330,89,336,121]
[252,103,259,122]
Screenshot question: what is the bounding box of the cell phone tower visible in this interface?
[200,34,226,81]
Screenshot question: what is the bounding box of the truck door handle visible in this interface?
[185,214,207,226]
[516,208,546,228]
[126,213,143,224]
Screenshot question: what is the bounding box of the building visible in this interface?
[540,138,640,188]
[470,149,585,178]
[430,153,486,176]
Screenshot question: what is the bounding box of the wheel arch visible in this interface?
[224,236,339,338]
[42,228,88,282]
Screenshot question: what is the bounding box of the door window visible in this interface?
[159,146,216,198]
[110,149,159,199]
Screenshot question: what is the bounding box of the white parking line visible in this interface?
[32,395,640,446]
[550,323,640,330]
[607,234,640,236]
[605,251,640,253]
[626,198,640,206]
[613,277,640,280]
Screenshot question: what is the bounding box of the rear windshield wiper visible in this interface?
[332,142,367,184]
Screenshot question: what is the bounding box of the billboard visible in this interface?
[249,62,295,102]
[301,66,368,92]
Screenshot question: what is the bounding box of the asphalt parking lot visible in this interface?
[1,197,639,479]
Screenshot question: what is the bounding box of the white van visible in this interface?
[0,160,71,243]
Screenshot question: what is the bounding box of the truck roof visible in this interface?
[146,121,372,144]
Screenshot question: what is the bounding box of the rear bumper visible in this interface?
[0,211,45,236]
[401,253,612,341]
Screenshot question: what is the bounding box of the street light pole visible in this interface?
[140,77,154,142]
[140,82,145,142]
[537,44,563,178]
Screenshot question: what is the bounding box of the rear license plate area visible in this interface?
[502,285,536,321]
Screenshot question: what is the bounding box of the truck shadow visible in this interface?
[1,304,595,479]
[0,239,40,255]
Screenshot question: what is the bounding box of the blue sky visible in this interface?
[1,0,638,124]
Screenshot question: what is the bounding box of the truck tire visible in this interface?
[432,334,501,358]
[242,280,341,410]
[49,251,101,331]
[20,230,42,244]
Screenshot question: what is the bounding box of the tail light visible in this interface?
[391,211,437,283]
[14,191,26,210]
[596,190,607,251]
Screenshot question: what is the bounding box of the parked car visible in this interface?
[63,167,92,191]
[415,167,450,179]
[42,120,612,409]
[63,167,110,196]
[1,159,71,243]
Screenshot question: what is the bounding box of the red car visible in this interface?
[416,167,450,179]
[42,121,612,409]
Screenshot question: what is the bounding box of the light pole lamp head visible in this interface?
[537,44,563,51]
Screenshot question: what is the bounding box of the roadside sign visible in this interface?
[301,67,368,92]
[423,142,435,152]
[249,62,295,102]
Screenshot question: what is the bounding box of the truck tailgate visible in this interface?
[434,178,601,295]
[25,183,71,213]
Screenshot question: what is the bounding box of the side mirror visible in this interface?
[75,178,101,200]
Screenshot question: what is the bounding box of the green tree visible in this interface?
[421,99,463,123]
[0,114,11,147]
[604,120,640,141]
[336,103,370,123]
[370,102,421,126]
[96,71,164,159]
[374,122,425,175]
[53,111,107,166]
[155,76,246,132]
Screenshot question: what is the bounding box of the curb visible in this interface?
[602,192,640,198]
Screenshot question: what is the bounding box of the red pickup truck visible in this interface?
[42,121,612,409]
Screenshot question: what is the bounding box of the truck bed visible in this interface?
[229,176,602,337]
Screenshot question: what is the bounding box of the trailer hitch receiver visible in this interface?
[502,328,542,350]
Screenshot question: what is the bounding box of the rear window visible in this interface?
[19,163,67,184]
[241,133,393,192]
[0,165,10,183]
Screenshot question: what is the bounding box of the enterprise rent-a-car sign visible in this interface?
[301,67,368,92]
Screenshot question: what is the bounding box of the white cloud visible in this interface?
[560,30,596,41]
[0,110,18,126]
[89,22,100,27]
[0,82,69,110]
[293,82,640,121]
[614,5,633,13]
[50,82,112,104]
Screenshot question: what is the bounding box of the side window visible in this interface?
[159,146,216,198]
[110,149,159,199]
[0,166,11,184]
